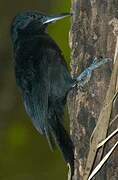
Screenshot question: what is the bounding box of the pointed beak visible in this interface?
[43,13,73,24]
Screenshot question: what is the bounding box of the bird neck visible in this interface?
[13,31,47,49]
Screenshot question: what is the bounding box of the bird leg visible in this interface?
[72,57,112,90]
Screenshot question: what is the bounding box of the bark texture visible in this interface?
[68,0,118,180]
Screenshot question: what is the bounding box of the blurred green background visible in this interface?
[0,0,71,180]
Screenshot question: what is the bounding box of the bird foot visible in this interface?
[72,57,112,90]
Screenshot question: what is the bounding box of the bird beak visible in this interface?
[43,13,73,24]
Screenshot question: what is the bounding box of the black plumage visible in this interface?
[11,11,74,176]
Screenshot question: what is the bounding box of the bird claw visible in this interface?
[91,56,98,65]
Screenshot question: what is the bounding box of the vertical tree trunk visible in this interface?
[68,0,118,179]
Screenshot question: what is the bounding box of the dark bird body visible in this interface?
[11,11,74,176]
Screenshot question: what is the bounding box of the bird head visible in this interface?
[11,11,72,44]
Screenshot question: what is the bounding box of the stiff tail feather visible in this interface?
[48,115,74,179]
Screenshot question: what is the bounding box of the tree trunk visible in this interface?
[68,0,118,180]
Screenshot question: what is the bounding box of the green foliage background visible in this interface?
[0,0,71,180]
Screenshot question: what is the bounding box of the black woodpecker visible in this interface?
[11,11,74,178]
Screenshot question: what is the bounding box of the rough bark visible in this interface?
[68,0,118,180]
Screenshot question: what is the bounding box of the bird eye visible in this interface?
[31,14,37,19]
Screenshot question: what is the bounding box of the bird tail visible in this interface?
[48,114,74,178]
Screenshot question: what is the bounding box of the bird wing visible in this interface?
[22,50,57,149]
[23,79,56,150]
[23,79,48,135]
